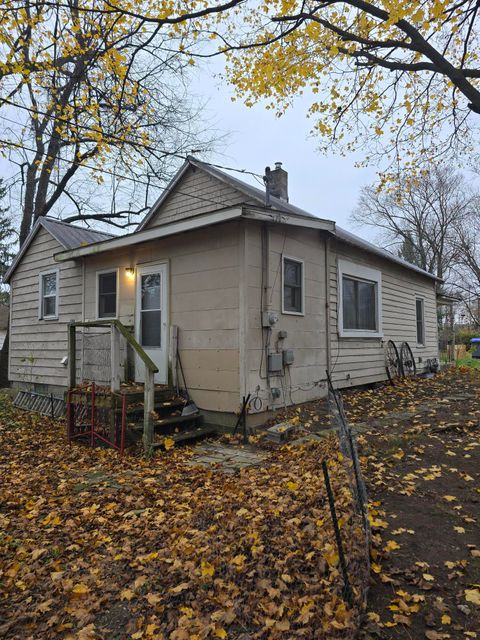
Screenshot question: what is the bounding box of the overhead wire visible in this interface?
[0,97,264,179]
[0,133,254,212]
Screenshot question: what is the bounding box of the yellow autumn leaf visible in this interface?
[201,560,215,577]
[214,629,227,639]
[145,592,161,605]
[384,540,401,552]
[454,526,466,534]
[146,623,158,637]
[71,583,90,598]
[369,515,389,529]
[422,573,435,581]
[441,614,451,624]
[324,548,339,567]
[163,436,175,450]
[170,582,190,593]
[465,588,480,605]
[442,495,457,502]
[231,554,246,567]
[286,481,299,491]
[120,588,135,601]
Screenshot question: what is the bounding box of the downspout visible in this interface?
[81,257,86,381]
[262,223,270,311]
[261,222,272,395]
[325,234,331,376]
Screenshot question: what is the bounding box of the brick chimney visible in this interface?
[265,162,288,203]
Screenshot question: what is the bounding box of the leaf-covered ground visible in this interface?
[0,396,367,640]
[2,368,479,639]
[343,368,480,639]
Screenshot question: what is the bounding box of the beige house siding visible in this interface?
[329,239,438,388]
[82,221,241,413]
[143,166,255,229]
[243,222,328,416]
[9,227,83,391]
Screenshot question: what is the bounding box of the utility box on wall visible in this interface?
[268,353,283,373]
[282,349,294,366]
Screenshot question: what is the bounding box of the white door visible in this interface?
[135,264,168,384]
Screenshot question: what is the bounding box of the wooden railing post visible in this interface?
[67,322,76,390]
[110,322,121,392]
[143,366,154,456]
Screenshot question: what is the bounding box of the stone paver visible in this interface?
[188,442,265,474]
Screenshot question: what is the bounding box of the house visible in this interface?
[5,158,440,428]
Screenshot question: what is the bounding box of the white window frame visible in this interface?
[416,297,425,346]
[281,254,305,316]
[96,268,119,320]
[38,268,59,320]
[337,259,383,338]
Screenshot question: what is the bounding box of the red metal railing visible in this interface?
[67,382,127,455]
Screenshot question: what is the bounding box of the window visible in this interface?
[39,270,58,319]
[97,270,117,319]
[342,276,377,331]
[416,298,425,345]
[338,260,382,338]
[140,273,161,347]
[282,256,304,314]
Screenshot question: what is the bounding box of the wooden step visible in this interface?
[130,412,200,431]
[122,387,177,405]
[152,426,217,447]
[154,412,200,428]
[121,399,186,416]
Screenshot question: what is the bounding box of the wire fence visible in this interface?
[326,372,371,616]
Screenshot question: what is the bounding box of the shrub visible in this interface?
[455,326,480,347]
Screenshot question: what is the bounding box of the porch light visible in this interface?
[125,267,135,279]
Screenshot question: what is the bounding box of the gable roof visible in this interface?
[4,217,114,283]
[53,157,440,282]
[40,217,114,249]
[136,156,331,231]
[137,157,439,281]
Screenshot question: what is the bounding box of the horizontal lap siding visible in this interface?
[329,240,438,388]
[143,166,254,228]
[83,222,241,412]
[245,223,328,413]
[9,228,83,389]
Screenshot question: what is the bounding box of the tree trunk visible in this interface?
[0,326,9,388]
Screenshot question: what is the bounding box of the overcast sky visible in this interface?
[0,57,393,243]
[190,59,379,236]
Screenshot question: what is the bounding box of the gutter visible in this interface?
[54,205,337,263]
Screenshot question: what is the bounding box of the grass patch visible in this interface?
[456,351,480,369]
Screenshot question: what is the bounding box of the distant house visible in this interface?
[5,158,440,426]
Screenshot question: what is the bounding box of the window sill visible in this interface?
[40,316,58,321]
[338,330,383,339]
[282,310,305,317]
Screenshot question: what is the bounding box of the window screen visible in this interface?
[283,258,303,313]
[98,271,117,318]
[416,298,425,344]
[41,272,57,318]
[342,276,377,331]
